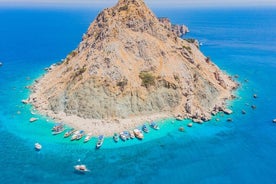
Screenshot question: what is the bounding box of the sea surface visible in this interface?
[0,6,276,184]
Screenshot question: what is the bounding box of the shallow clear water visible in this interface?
[0,7,276,183]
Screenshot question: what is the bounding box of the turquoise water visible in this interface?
[0,7,276,183]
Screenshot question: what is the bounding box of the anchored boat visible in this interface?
[150,122,160,130]
[84,133,92,143]
[74,164,89,173]
[133,129,144,140]
[96,135,104,149]
[52,123,65,135]
[34,143,42,151]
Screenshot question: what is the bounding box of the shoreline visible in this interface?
[26,65,237,137]
[40,109,171,136]
[24,0,238,137]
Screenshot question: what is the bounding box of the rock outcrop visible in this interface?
[158,17,189,37]
[29,0,237,132]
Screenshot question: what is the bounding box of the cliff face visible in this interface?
[30,0,237,123]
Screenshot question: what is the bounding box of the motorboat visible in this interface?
[52,123,63,131]
[84,133,92,143]
[96,135,104,149]
[113,133,119,142]
[52,127,65,135]
[52,123,65,135]
[142,124,149,133]
[150,122,160,130]
[74,164,89,173]
[133,129,144,140]
[34,143,42,151]
[64,128,76,138]
[129,131,135,139]
[76,130,85,140]
[119,132,126,141]
[123,131,131,140]
[71,130,80,141]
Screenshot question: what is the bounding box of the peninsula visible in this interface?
[28,0,237,135]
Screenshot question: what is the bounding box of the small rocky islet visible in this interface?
[27,0,238,135]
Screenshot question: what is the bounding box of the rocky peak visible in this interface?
[116,0,145,6]
[83,0,172,44]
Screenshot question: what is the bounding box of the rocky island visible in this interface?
[29,0,237,135]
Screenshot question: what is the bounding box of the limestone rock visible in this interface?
[158,17,189,37]
[29,0,237,126]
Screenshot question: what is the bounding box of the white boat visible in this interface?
[84,133,92,143]
[150,122,160,130]
[52,126,65,135]
[71,130,80,141]
[76,130,85,140]
[142,124,149,133]
[52,123,63,131]
[124,131,131,140]
[113,133,119,142]
[96,135,104,149]
[52,123,65,135]
[119,132,126,141]
[74,164,89,173]
[129,131,135,139]
[133,129,144,140]
[64,128,76,138]
[29,117,38,123]
[34,143,42,151]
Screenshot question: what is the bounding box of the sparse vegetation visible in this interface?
[119,5,128,11]
[139,71,155,88]
[117,78,128,91]
[185,38,196,43]
[69,50,77,57]
[183,45,192,53]
[64,59,69,65]
[72,66,87,80]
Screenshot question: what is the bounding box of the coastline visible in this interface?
[25,0,238,137]
[40,109,170,136]
[27,73,236,137]
[26,62,237,137]
[1,7,276,184]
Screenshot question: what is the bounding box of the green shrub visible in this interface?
[182,45,192,53]
[119,5,128,11]
[139,71,155,88]
[184,38,196,43]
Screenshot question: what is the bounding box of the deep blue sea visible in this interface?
[0,6,276,184]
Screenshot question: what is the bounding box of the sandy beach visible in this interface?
[40,109,170,136]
